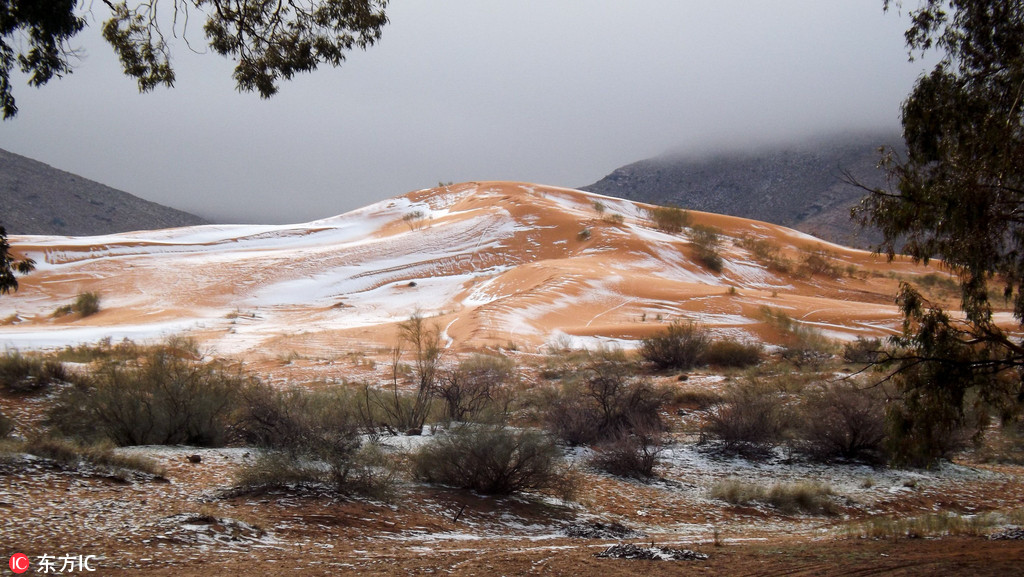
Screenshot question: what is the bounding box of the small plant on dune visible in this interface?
[53,291,101,318]
[577,227,592,241]
[644,204,691,233]
[402,210,427,231]
[737,234,793,273]
[689,224,725,273]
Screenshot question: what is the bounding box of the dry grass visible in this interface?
[710,479,840,516]
[847,510,1024,540]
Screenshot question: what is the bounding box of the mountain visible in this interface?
[580,132,903,248]
[0,182,950,360]
[0,148,208,235]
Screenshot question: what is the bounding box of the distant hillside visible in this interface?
[0,148,207,235]
[581,132,903,248]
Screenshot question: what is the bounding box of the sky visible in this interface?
[1,1,930,224]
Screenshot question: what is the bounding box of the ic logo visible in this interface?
[9,553,29,574]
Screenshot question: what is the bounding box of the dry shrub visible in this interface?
[234,384,396,499]
[842,337,886,364]
[435,353,516,423]
[701,381,787,458]
[412,425,575,497]
[545,352,667,446]
[794,381,888,464]
[640,321,710,371]
[704,339,762,368]
[0,351,71,394]
[589,432,663,480]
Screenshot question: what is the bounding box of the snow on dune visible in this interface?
[0,181,938,354]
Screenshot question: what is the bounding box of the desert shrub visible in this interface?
[603,213,625,225]
[73,291,101,316]
[0,351,70,393]
[798,249,843,279]
[644,204,690,233]
[737,235,793,273]
[689,224,724,272]
[759,306,837,367]
[545,353,667,446]
[234,384,396,498]
[48,338,246,446]
[704,339,762,368]
[640,321,710,370]
[53,292,101,317]
[412,425,575,497]
[435,354,516,423]
[842,337,886,364]
[577,227,592,241]
[701,381,787,458]
[793,382,889,464]
[589,432,663,480]
[234,443,396,500]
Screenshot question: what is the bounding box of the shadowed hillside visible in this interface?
[581,133,903,248]
[0,148,207,235]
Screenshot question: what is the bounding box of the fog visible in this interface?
[1,1,928,224]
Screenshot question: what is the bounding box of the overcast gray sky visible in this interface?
[2,1,927,224]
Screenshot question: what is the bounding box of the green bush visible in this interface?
[48,338,246,446]
[412,425,574,497]
[640,321,710,370]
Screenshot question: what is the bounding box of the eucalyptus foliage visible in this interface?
[857,0,1024,463]
[0,0,389,119]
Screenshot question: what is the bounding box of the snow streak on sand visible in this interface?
[0,181,935,355]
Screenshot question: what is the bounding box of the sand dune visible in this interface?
[0,181,952,357]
